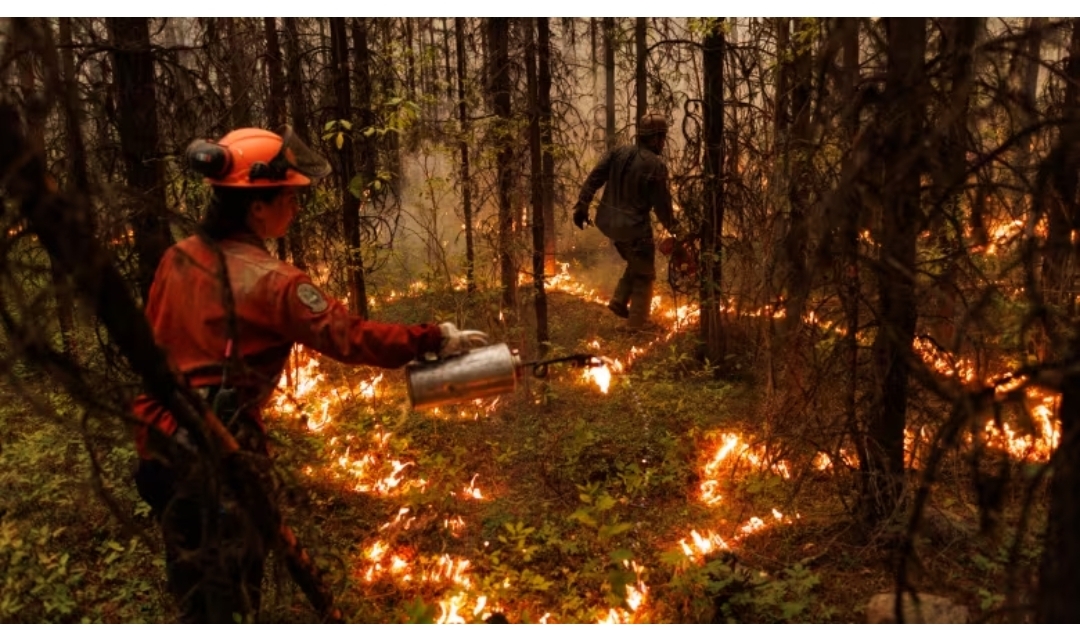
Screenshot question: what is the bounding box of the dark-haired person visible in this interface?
[132,127,489,621]
[572,112,683,333]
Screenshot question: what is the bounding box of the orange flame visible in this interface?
[460,474,484,500]
[598,560,648,623]
[583,364,613,394]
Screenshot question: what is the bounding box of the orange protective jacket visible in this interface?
[132,233,443,459]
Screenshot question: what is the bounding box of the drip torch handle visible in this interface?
[521,353,606,379]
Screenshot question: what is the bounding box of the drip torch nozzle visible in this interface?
[523,353,606,379]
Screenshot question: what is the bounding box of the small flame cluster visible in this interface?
[366,279,432,309]
[333,431,426,495]
[428,397,502,421]
[270,348,427,496]
[676,433,799,563]
[106,227,136,247]
[272,350,383,433]
[582,341,625,395]
[701,433,792,495]
[980,385,1060,461]
[911,340,1061,463]
[542,262,608,306]
[269,347,498,623]
[596,561,649,624]
[359,533,493,624]
[968,218,1027,256]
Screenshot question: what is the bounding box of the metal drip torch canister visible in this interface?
[406,343,523,410]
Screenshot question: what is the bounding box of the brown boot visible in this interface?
[608,277,631,319]
[616,320,661,336]
[607,300,629,318]
[626,279,654,331]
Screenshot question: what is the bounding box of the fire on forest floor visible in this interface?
[262,264,1056,623]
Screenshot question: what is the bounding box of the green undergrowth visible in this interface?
[1,287,1040,623]
[0,387,166,622]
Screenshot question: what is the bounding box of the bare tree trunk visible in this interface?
[18,19,79,360]
[56,17,87,359]
[526,19,550,353]
[772,18,814,397]
[1035,26,1080,618]
[59,17,89,195]
[590,18,599,88]
[264,18,287,129]
[765,19,793,396]
[1011,17,1046,212]
[836,16,862,468]
[539,17,556,276]
[329,17,368,318]
[860,17,926,528]
[379,19,404,196]
[263,17,289,262]
[603,17,616,150]
[774,19,791,145]
[488,18,517,312]
[783,18,812,328]
[1037,343,1080,622]
[455,18,476,294]
[699,18,726,365]
[405,18,417,100]
[442,17,454,106]
[352,19,377,194]
[106,17,173,302]
[930,18,979,349]
[1044,21,1080,316]
[223,17,253,129]
[282,17,310,272]
[418,19,429,111]
[635,17,647,123]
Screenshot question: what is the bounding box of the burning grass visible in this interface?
[255,261,1057,622]
[256,264,1059,622]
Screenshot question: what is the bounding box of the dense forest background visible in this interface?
[1,16,1079,623]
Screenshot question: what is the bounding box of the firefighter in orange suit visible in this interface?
[131,127,488,622]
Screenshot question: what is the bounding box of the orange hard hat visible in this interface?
[185,126,331,188]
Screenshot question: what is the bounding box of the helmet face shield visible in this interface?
[275,126,332,180]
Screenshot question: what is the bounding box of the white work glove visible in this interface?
[438,322,490,358]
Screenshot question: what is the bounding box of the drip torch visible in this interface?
[405,343,610,410]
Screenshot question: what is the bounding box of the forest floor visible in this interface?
[0,262,1047,623]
